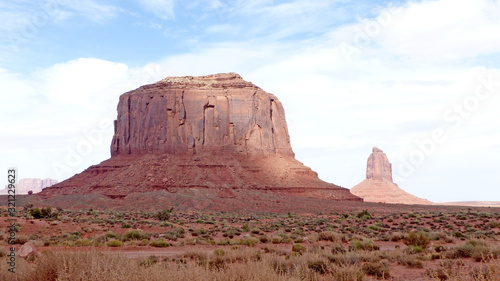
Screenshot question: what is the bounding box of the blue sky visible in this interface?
[1,0,500,202]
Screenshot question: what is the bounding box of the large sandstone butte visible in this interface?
[40,73,361,210]
[350,147,432,205]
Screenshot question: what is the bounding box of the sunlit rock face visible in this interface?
[351,147,432,205]
[111,73,294,157]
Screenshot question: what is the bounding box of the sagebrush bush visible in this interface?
[403,231,430,248]
[124,229,147,240]
[150,239,169,248]
[350,239,380,251]
[106,239,123,247]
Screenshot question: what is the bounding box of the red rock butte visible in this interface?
[350,147,432,205]
[40,73,361,210]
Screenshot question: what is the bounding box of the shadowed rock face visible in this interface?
[351,147,432,205]
[111,73,293,157]
[40,73,361,208]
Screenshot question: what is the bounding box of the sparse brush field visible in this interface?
[1,207,500,280]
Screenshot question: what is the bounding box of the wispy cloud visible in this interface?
[63,0,122,23]
[136,0,175,20]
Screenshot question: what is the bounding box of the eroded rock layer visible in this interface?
[41,73,361,207]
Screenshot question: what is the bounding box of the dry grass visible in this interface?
[426,260,500,281]
[0,248,368,281]
[2,208,500,280]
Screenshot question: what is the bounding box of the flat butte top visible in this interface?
[131,73,262,91]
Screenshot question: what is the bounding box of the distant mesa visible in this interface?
[350,147,432,205]
[1,178,58,195]
[39,73,361,209]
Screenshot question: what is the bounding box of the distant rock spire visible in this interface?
[351,146,432,205]
[366,147,392,182]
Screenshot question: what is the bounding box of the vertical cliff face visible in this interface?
[366,147,393,182]
[111,73,294,157]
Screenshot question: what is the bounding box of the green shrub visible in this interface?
[271,237,282,244]
[445,240,494,261]
[350,239,380,251]
[41,207,52,218]
[250,228,260,234]
[356,209,372,219]
[105,231,118,239]
[106,239,123,247]
[403,231,430,249]
[452,231,466,239]
[73,238,92,247]
[155,208,174,221]
[240,237,257,247]
[405,245,424,254]
[30,208,42,219]
[150,239,169,248]
[124,229,146,240]
[292,244,306,255]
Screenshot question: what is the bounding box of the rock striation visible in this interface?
[111,73,293,157]
[351,147,432,205]
[40,73,361,209]
[1,178,57,195]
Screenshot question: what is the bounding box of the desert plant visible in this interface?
[357,209,372,219]
[318,231,341,242]
[124,229,146,240]
[30,208,42,219]
[150,239,169,248]
[106,239,123,247]
[292,244,306,255]
[403,231,430,249]
[155,208,174,221]
[349,239,380,251]
[362,261,390,279]
[213,249,226,256]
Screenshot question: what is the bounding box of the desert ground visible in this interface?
[1,203,500,280]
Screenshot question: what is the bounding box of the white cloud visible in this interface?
[376,0,500,62]
[137,0,175,20]
[35,58,129,108]
[0,58,175,181]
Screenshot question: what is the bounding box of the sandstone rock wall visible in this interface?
[111,73,293,157]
